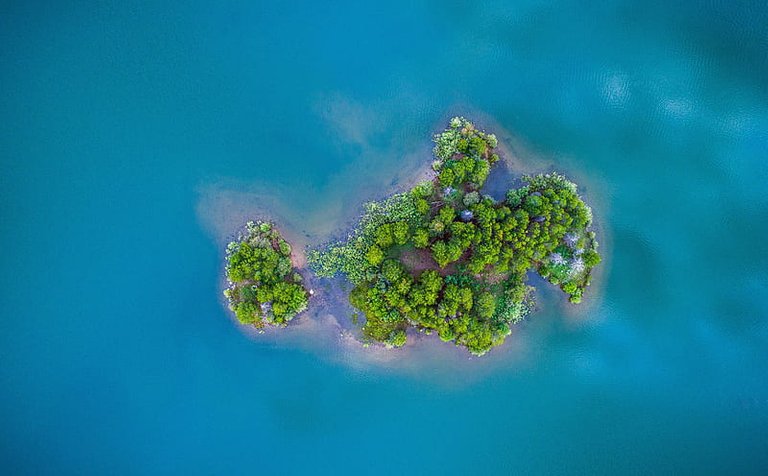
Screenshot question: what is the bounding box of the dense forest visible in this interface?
[308,118,600,355]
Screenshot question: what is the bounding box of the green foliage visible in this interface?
[389,330,407,347]
[432,117,500,189]
[307,119,600,356]
[437,205,456,225]
[412,180,435,198]
[433,117,497,162]
[392,221,410,245]
[414,198,430,215]
[463,191,481,207]
[439,167,456,187]
[224,221,309,327]
[583,249,601,267]
[475,291,496,320]
[412,228,430,248]
[307,192,423,284]
[431,240,451,268]
[234,301,260,326]
[365,245,384,266]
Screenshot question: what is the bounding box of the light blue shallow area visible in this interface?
[1,1,767,474]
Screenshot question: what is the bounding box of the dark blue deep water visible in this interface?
[2,1,767,474]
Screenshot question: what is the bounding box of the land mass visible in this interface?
[224,117,600,356]
[224,221,309,327]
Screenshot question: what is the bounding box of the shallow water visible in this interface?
[2,0,767,474]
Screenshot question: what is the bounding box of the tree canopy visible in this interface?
[224,221,309,327]
[308,117,600,355]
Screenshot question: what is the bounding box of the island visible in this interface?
[223,221,309,327]
[224,118,600,356]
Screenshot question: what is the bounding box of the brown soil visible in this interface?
[398,248,457,277]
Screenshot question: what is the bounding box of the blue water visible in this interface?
[2,1,767,474]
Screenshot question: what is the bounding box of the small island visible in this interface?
[224,118,600,356]
[224,221,309,327]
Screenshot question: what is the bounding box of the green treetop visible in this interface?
[308,118,601,355]
[224,221,309,327]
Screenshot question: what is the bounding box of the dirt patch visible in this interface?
[398,248,457,276]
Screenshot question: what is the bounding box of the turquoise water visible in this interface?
[2,0,768,473]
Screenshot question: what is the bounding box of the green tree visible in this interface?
[305,120,600,356]
[431,241,451,268]
[412,229,429,248]
[365,245,384,266]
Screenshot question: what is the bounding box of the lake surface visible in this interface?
[2,0,767,474]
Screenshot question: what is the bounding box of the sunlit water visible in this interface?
[1,1,767,474]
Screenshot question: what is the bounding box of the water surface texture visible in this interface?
[2,1,767,474]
